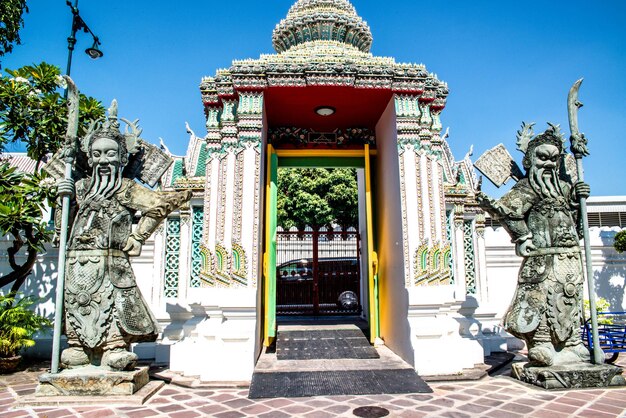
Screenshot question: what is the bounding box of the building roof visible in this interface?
[0,153,39,174]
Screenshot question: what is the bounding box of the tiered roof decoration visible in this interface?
[272,0,373,53]
[200,0,448,107]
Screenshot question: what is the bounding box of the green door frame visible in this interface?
[262,148,380,345]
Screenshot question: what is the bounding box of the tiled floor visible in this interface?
[2,357,626,417]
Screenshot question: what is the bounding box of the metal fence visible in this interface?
[276,227,361,315]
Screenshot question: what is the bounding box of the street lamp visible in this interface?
[65,0,103,78]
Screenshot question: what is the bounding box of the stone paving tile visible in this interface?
[468,396,505,408]
[405,394,433,402]
[222,397,254,409]
[414,404,442,412]
[554,396,590,408]
[500,401,536,415]
[485,409,523,418]
[389,398,416,407]
[586,402,626,415]
[281,404,315,414]
[456,402,492,414]
[323,404,352,414]
[577,410,617,418]
[239,403,272,415]
[525,411,556,418]
[168,411,201,418]
[122,409,161,417]
[3,363,626,418]
[0,411,33,418]
[258,411,291,418]
[213,411,245,418]
[542,401,580,415]
[196,404,228,415]
[303,410,336,418]
[75,409,117,418]
[303,399,335,407]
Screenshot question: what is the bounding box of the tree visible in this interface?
[0,62,105,293]
[0,0,28,61]
[614,230,626,253]
[0,62,104,166]
[277,168,358,231]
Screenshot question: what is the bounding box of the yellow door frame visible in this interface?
[262,147,380,345]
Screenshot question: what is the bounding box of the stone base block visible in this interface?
[511,362,626,389]
[36,366,149,396]
[19,381,163,407]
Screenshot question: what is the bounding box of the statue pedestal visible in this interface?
[511,362,625,389]
[36,366,149,396]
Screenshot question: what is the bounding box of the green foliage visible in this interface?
[0,162,56,250]
[614,230,626,253]
[584,297,613,325]
[0,293,51,358]
[0,0,28,59]
[277,168,358,230]
[0,62,104,293]
[0,63,105,165]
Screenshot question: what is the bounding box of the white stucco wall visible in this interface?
[374,98,414,364]
[484,226,626,320]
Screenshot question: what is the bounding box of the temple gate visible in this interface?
[156,0,494,382]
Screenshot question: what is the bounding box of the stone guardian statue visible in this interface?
[477,124,591,367]
[54,101,191,371]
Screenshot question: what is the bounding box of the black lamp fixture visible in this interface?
[65,0,103,78]
[85,38,104,59]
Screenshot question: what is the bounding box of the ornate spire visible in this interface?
[272,0,373,53]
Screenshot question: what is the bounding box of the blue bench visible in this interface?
[582,311,626,363]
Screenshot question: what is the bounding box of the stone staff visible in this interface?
[50,75,79,374]
[568,78,603,365]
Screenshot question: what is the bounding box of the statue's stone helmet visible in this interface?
[81,100,141,168]
[517,122,566,171]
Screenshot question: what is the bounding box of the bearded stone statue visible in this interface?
[477,124,591,367]
[55,102,191,371]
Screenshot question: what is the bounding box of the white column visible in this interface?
[150,224,166,310]
[453,207,467,299]
[475,216,489,302]
[178,208,192,299]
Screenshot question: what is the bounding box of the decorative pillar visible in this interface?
[177,205,192,299]
[453,204,467,296]
[236,91,264,287]
[151,224,166,305]
[474,212,488,302]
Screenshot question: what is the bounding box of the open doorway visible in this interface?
[262,147,380,346]
[275,167,361,316]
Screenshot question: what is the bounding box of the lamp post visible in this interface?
[65,0,103,78]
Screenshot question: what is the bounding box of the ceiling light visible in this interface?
[315,106,335,116]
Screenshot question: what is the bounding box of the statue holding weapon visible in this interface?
[477,121,591,367]
[473,80,626,388]
[45,80,191,373]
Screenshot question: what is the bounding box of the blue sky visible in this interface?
[3,0,626,196]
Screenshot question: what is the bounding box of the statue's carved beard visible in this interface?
[86,164,122,201]
[529,166,563,199]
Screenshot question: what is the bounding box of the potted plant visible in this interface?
[0,293,51,373]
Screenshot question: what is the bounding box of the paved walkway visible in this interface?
[2,356,626,418]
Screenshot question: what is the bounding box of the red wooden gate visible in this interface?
[276,229,361,315]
